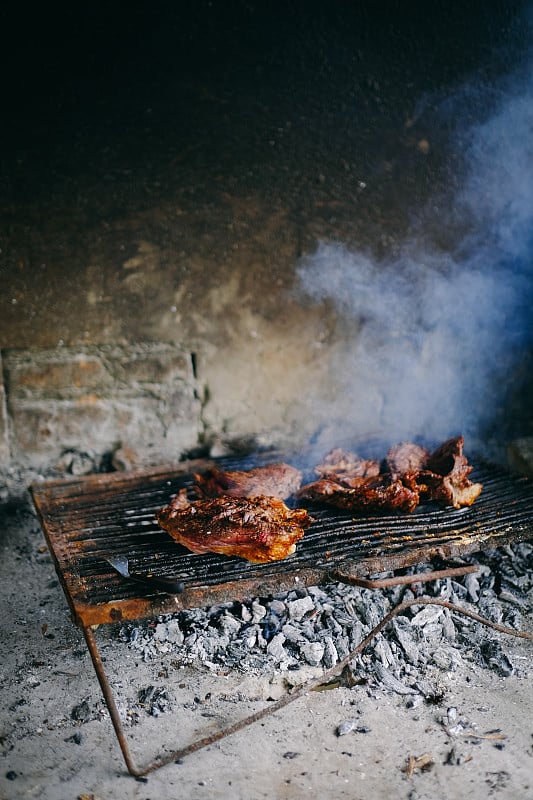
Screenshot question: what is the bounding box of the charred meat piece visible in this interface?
[314,448,380,487]
[157,489,313,563]
[298,476,420,514]
[386,442,429,480]
[194,462,303,500]
[299,435,482,512]
[421,435,483,508]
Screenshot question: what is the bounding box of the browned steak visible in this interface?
[157,489,313,563]
[314,448,380,487]
[297,476,420,513]
[386,442,429,479]
[298,435,482,512]
[194,462,303,500]
[421,435,483,508]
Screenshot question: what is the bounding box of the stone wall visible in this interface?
[1,343,202,469]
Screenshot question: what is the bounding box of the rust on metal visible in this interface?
[333,563,480,588]
[83,595,533,778]
[29,453,533,778]
[31,456,533,628]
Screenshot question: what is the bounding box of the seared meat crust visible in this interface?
[157,489,313,563]
[194,462,302,500]
[298,435,482,512]
[298,477,419,513]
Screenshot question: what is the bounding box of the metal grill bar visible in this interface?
[31,457,533,628]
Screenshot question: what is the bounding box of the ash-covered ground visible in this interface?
[0,465,531,800]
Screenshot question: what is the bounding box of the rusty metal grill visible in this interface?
[32,454,533,628]
[30,452,533,778]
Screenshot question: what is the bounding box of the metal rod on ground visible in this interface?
[332,564,479,588]
[82,595,533,778]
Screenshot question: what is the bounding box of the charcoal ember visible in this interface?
[261,613,282,642]
[299,641,325,666]
[335,635,351,660]
[251,600,267,623]
[374,636,396,669]
[392,617,423,666]
[166,620,184,645]
[464,573,480,602]
[373,663,416,695]
[287,596,315,621]
[410,605,445,628]
[154,622,169,641]
[281,623,306,645]
[218,613,242,636]
[138,686,172,716]
[478,600,504,625]
[266,633,287,663]
[322,636,339,668]
[480,641,515,677]
[498,579,530,608]
[71,700,92,723]
[118,542,527,693]
[423,622,446,645]
[430,646,464,672]
[269,599,287,616]
[440,610,457,642]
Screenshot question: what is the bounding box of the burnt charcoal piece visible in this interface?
[422,435,483,509]
[386,442,429,480]
[298,477,420,514]
[194,462,303,500]
[157,489,313,563]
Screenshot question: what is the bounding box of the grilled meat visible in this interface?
[157,489,313,563]
[298,476,420,513]
[386,442,429,480]
[194,462,303,500]
[313,448,380,488]
[298,435,482,512]
[421,435,483,508]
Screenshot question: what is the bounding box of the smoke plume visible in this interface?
[296,59,533,457]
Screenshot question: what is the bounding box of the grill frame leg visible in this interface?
[82,625,147,777]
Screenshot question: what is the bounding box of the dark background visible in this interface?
[2,1,529,200]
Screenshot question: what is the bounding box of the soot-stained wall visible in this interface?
[1,3,531,468]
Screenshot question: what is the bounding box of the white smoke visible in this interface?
[296,60,533,455]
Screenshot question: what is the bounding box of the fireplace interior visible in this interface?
[0,2,532,797]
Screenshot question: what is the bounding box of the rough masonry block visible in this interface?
[3,343,202,468]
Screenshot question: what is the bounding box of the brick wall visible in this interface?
[2,343,202,468]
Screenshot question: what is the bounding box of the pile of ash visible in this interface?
[118,543,532,695]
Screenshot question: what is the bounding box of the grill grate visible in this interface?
[31,455,533,627]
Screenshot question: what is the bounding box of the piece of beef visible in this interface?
[298,435,482,513]
[157,489,313,563]
[421,435,483,508]
[386,442,429,480]
[194,462,303,500]
[297,476,420,514]
[313,448,380,487]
